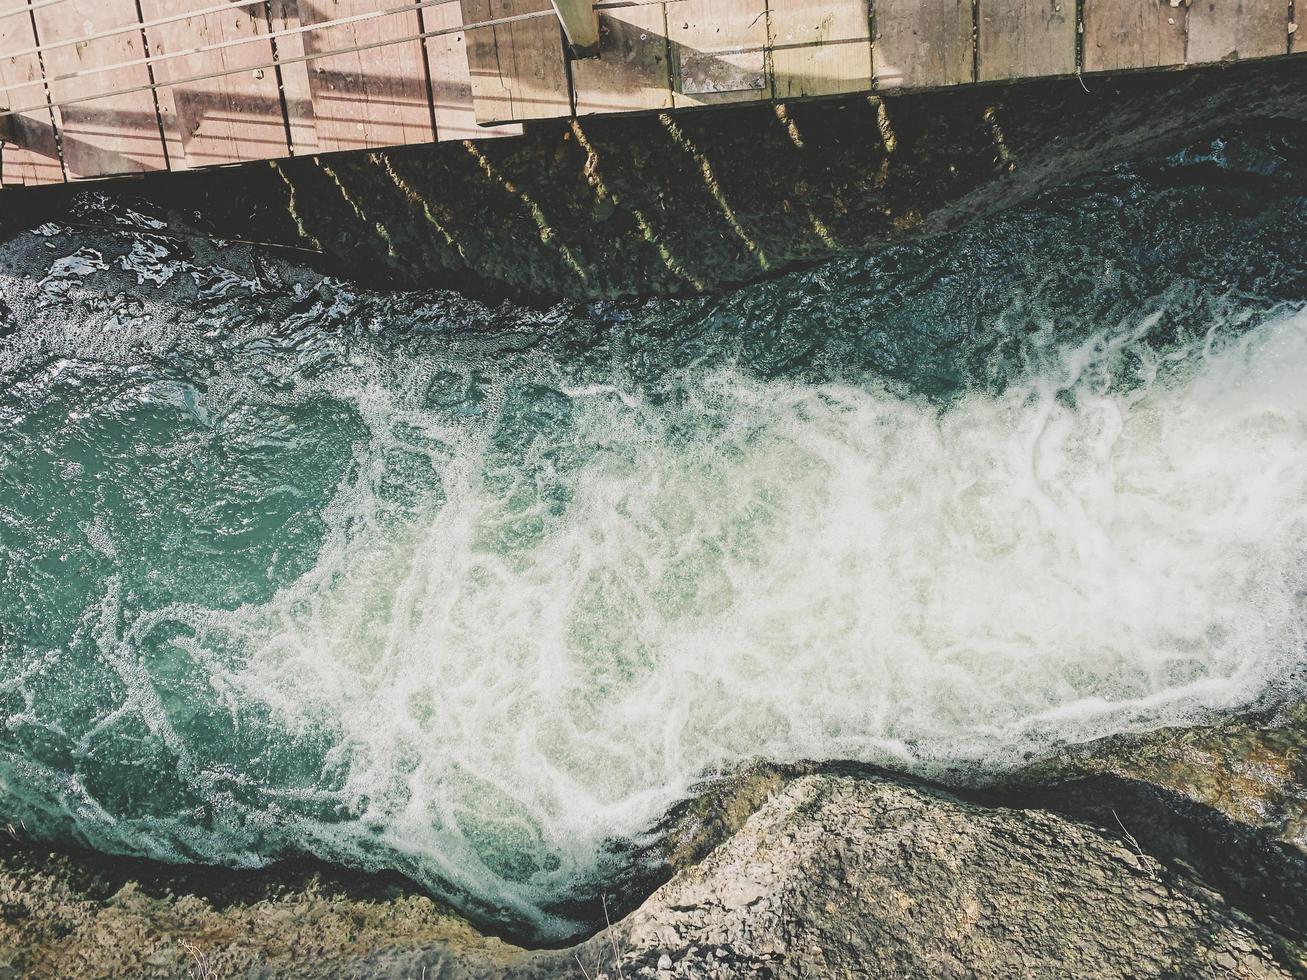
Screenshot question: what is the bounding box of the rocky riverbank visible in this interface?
[3,704,1304,978]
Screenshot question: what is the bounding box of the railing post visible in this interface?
[550,0,600,58]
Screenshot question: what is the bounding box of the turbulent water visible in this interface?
[2,127,1307,940]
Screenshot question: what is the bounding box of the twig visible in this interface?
[180,940,216,980]
[602,894,626,980]
[1111,809,1159,880]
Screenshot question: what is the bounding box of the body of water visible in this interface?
[1,127,1306,939]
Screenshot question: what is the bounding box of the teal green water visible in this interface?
[2,129,1307,938]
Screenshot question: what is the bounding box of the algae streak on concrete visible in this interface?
[129,58,1307,303]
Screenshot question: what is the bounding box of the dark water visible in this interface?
[1,126,1306,939]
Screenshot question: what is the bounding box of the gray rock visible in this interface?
[367,773,1306,979]
[5,711,1307,979]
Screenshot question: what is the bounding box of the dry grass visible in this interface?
[574,893,628,980]
[180,940,217,980]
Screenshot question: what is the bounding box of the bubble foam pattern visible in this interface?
[2,143,1307,938]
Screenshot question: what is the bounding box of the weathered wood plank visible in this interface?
[141,0,290,169]
[0,0,1302,194]
[295,0,435,151]
[33,0,170,177]
[770,0,871,99]
[423,0,523,138]
[460,0,571,124]
[1083,0,1187,72]
[266,0,321,153]
[666,0,769,107]
[1187,0,1288,63]
[571,2,673,114]
[872,0,972,89]
[978,0,1075,81]
[0,2,64,186]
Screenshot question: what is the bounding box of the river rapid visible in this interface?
[1,126,1306,940]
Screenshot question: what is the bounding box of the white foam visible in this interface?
[39,249,107,288]
[102,303,1307,933]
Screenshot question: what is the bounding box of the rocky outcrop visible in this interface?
[1013,702,1307,853]
[993,702,1307,957]
[5,703,1307,979]
[0,847,521,979]
[368,772,1307,980]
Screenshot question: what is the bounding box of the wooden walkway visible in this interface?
[0,0,1302,189]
